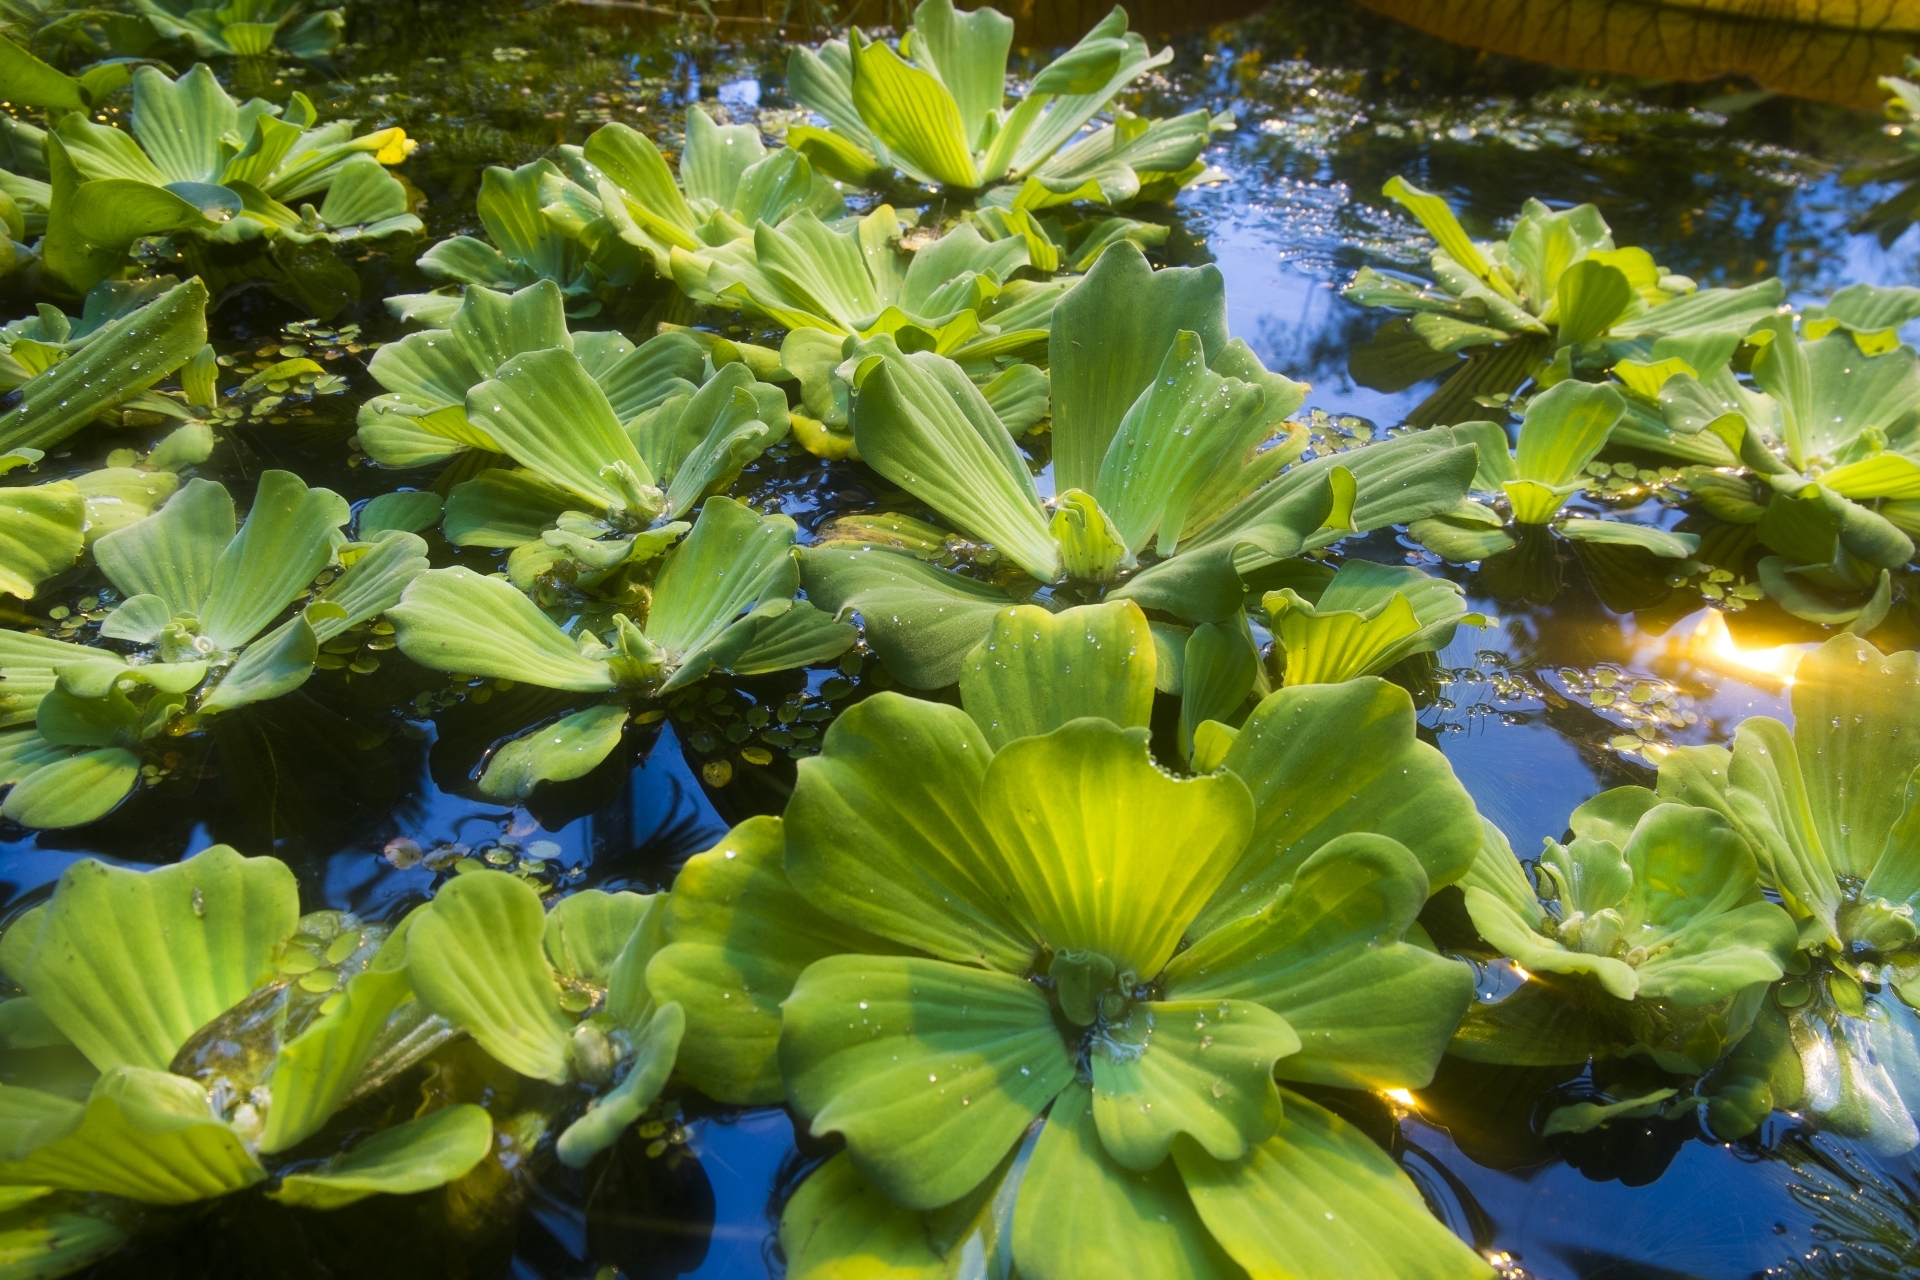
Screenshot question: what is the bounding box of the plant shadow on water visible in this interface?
[10,0,1920,1275]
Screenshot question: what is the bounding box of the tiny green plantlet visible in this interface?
[0,845,492,1208]
[393,157,642,319]
[23,63,416,298]
[1264,559,1482,687]
[1609,302,1920,627]
[785,0,1223,206]
[402,869,685,1169]
[0,275,209,456]
[1408,379,1703,575]
[134,0,345,63]
[1650,636,1920,1154]
[799,241,1478,691]
[387,496,853,800]
[646,599,1489,1279]
[0,470,428,828]
[1460,791,1796,1081]
[1345,176,1785,426]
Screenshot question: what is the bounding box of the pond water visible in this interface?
[8,0,1920,1276]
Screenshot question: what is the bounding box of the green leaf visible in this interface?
[850,30,977,188]
[1553,259,1633,345]
[797,545,1013,689]
[554,1001,684,1168]
[94,476,235,621]
[1168,833,1471,1091]
[909,0,1013,148]
[0,749,139,829]
[197,616,316,714]
[1178,620,1259,763]
[1751,327,1920,471]
[1382,175,1517,305]
[0,483,84,599]
[780,1151,945,1280]
[544,889,657,987]
[200,470,349,650]
[1205,679,1480,934]
[469,348,658,518]
[1464,885,1637,1001]
[0,37,86,111]
[1090,998,1294,1170]
[1048,488,1127,581]
[1050,243,1227,494]
[780,953,1073,1210]
[405,871,573,1082]
[1556,517,1699,559]
[851,346,1057,582]
[260,965,413,1154]
[730,600,858,675]
[0,279,208,455]
[645,496,802,689]
[1508,380,1626,523]
[639,366,790,520]
[957,600,1154,750]
[390,567,619,691]
[0,1068,264,1204]
[20,846,298,1072]
[1012,1084,1242,1280]
[0,1209,126,1278]
[1174,1088,1488,1280]
[785,693,1032,969]
[442,469,579,548]
[272,1105,493,1209]
[1803,283,1920,354]
[1794,636,1920,883]
[479,705,629,801]
[982,720,1253,977]
[1267,560,1472,686]
[649,817,908,1105]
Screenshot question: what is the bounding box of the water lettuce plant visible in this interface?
[1345,177,1785,425]
[647,599,1487,1278]
[357,279,783,489]
[30,64,416,297]
[1460,790,1796,1077]
[394,157,641,320]
[800,242,1478,688]
[1619,307,1920,627]
[135,0,344,62]
[0,275,208,454]
[388,496,852,800]
[1264,558,1480,686]
[1408,380,1702,574]
[1651,636,1920,1153]
[547,107,845,283]
[0,844,492,1207]
[785,0,1221,207]
[403,869,684,1168]
[0,470,427,827]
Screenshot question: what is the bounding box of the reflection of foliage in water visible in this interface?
[1770,1130,1920,1279]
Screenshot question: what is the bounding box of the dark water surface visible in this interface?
[11,0,1920,1275]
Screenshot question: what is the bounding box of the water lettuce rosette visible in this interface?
[648,600,1489,1278]
[1655,635,1920,1152]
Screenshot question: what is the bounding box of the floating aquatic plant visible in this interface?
[134,0,344,63]
[0,470,427,827]
[1611,301,1920,627]
[1345,177,1784,425]
[393,157,640,320]
[0,844,491,1207]
[20,63,416,298]
[402,869,684,1168]
[800,242,1477,693]
[1651,636,1920,1154]
[1263,558,1480,687]
[786,0,1222,206]
[648,599,1486,1278]
[388,496,852,800]
[1459,790,1796,1083]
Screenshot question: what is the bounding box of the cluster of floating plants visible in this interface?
[3,0,1920,1275]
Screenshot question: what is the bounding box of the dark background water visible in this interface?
[9,0,1920,1275]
